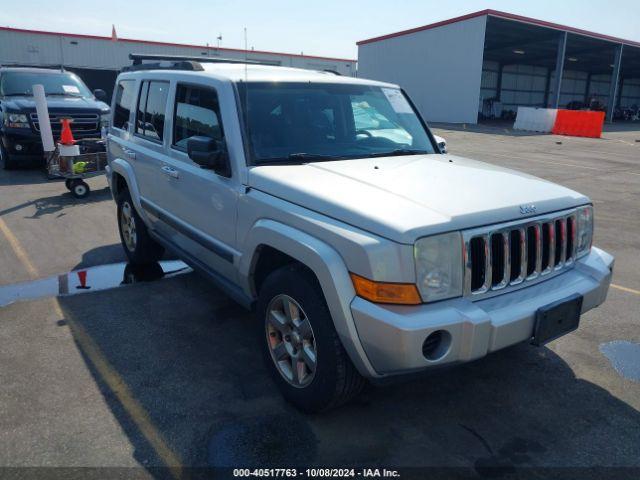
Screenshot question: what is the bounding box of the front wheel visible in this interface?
[258,264,366,413]
[117,189,164,264]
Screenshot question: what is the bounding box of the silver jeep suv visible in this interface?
[106,55,613,412]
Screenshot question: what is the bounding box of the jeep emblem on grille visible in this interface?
[520,204,537,214]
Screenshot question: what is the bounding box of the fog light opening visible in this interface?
[422,330,451,361]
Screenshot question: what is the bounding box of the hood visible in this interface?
[1,95,109,113]
[248,154,589,244]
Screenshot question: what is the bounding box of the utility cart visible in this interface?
[47,139,108,199]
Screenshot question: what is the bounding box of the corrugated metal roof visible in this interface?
[357,9,640,49]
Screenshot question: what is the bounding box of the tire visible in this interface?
[116,188,164,264]
[258,264,366,413]
[70,180,90,199]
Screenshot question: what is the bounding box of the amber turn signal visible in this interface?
[350,273,422,305]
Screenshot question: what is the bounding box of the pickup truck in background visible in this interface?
[0,67,110,169]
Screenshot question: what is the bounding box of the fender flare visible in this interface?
[109,158,150,223]
[240,219,380,378]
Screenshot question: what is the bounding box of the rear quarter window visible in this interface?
[112,80,136,130]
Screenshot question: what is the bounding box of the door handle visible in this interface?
[122,148,136,160]
[161,165,180,179]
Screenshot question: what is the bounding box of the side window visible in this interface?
[113,80,135,130]
[173,84,224,150]
[135,80,169,141]
[135,81,149,137]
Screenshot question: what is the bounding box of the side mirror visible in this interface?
[187,136,230,176]
[433,134,447,154]
[93,89,107,101]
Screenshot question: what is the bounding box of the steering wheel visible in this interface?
[355,129,373,138]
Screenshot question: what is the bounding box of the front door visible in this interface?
[150,81,239,282]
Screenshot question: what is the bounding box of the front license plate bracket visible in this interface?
[532,293,583,346]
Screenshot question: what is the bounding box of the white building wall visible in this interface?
[357,15,487,124]
[0,28,356,76]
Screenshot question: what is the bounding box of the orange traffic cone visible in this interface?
[60,118,76,145]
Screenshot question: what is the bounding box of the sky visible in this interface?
[1,0,639,60]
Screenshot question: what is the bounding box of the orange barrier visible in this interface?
[552,109,605,138]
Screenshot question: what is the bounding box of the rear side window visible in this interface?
[135,80,169,141]
[173,84,224,150]
[112,80,135,130]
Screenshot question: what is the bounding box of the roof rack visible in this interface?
[122,53,269,72]
[124,54,342,76]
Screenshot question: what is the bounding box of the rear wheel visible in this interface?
[258,264,366,412]
[117,188,164,264]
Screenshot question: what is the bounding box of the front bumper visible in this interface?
[1,130,45,164]
[351,246,613,376]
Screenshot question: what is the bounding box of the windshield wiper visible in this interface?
[287,153,338,161]
[364,149,431,158]
[2,93,32,97]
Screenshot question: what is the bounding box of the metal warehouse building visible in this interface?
[0,26,356,97]
[357,9,640,124]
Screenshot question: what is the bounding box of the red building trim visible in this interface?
[357,9,640,49]
[0,26,356,63]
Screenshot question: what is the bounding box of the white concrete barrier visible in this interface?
[513,107,558,133]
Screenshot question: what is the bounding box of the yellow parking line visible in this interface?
[53,300,185,479]
[0,217,185,478]
[0,217,39,279]
[611,283,640,296]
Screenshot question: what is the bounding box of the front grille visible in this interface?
[463,209,578,297]
[29,112,100,136]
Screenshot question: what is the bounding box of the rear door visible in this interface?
[127,78,172,232]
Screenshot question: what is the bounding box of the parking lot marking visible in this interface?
[0,217,185,478]
[611,284,640,296]
[0,217,39,279]
[53,299,185,479]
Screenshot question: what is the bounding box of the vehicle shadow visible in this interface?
[55,274,640,477]
[0,186,111,219]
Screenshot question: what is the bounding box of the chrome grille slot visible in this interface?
[526,225,538,278]
[463,209,579,298]
[469,236,488,292]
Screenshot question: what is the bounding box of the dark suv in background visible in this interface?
[0,67,110,169]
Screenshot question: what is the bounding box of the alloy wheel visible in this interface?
[266,294,317,388]
[120,201,137,252]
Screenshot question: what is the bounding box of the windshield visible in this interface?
[239,82,436,164]
[0,71,93,98]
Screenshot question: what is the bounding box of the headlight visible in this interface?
[576,205,593,258]
[414,231,463,302]
[100,113,110,128]
[4,112,29,128]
